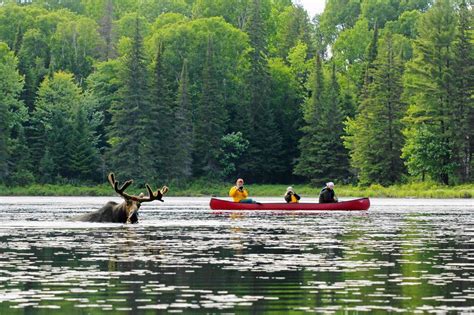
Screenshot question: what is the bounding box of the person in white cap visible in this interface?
[319,182,338,203]
[284,186,301,203]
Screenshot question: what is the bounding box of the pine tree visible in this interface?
[402,0,458,184]
[242,0,285,182]
[193,36,227,178]
[452,0,473,182]
[108,17,150,182]
[345,34,406,186]
[172,59,193,181]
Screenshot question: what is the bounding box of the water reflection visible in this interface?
[0,196,473,313]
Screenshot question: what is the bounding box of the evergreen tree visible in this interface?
[295,57,349,184]
[98,0,115,61]
[70,107,101,182]
[193,36,227,178]
[145,41,175,182]
[360,22,379,99]
[107,17,150,182]
[325,63,351,181]
[294,55,324,183]
[47,110,74,179]
[402,0,458,184]
[86,59,122,153]
[38,148,56,184]
[172,59,193,181]
[0,43,26,184]
[345,34,406,186]
[242,0,285,182]
[17,29,49,111]
[452,0,473,182]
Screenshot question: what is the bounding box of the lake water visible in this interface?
[0,196,473,314]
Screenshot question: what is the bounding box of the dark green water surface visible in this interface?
[0,196,473,314]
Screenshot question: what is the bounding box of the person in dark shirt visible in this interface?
[319,182,338,203]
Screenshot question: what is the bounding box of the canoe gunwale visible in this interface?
[210,197,370,211]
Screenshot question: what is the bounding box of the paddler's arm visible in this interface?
[229,186,238,197]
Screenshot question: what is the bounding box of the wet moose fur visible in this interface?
[75,173,168,224]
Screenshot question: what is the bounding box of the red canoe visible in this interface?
[210,197,370,211]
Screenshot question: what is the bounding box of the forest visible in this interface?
[0,0,472,188]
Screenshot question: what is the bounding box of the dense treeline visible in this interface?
[0,0,472,187]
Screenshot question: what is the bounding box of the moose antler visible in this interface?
[108,173,168,202]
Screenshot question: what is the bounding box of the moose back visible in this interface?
[74,173,168,223]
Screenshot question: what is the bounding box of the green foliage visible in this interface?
[402,0,463,185]
[295,57,350,184]
[0,42,25,183]
[193,37,228,177]
[345,33,407,186]
[172,59,193,181]
[219,131,250,179]
[85,59,122,151]
[192,0,250,28]
[50,16,103,82]
[0,0,471,188]
[241,0,285,183]
[146,41,175,182]
[31,71,101,182]
[107,17,150,183]
[268,4,314,59]
[319,0,361,45]
[451,0,474,182]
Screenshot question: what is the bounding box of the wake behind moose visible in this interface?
[75,173,169,223]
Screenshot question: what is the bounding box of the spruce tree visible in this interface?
[193,36,227,178]
[402,0,458,184]
[325,63,351,182]
[108,17,150,182]
[294,54,325,182]
[345,34,406,186]
[295,57,349,184]
[145,41,175,182]
[172,59,193,181]
[242,0,285,182]
[70,107,101,182]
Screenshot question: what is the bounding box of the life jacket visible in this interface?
[285,192,300,203]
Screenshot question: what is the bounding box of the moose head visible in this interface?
[74,173,169,223]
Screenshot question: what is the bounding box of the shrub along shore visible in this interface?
[0,181,472,198]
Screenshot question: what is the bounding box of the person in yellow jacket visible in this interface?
[229,178,258,203]
[284,186,301,203]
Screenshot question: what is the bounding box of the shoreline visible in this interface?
[0,182,472,199]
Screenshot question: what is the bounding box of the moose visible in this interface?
[75,173,169,223]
